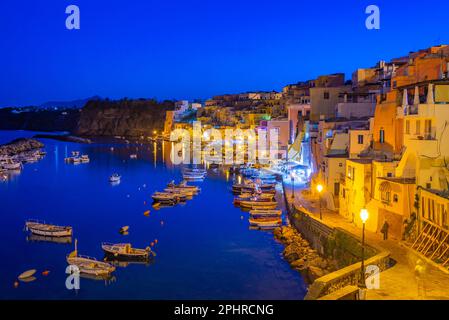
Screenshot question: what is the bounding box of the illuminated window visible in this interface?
[358,135,364,144]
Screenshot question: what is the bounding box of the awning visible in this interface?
[379,181,391,193]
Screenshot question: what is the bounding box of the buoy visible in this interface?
[14,281,19,288]
[42,270,50,276]
[154,239,158,244]
[144,210,150,216]
[160,220,164,226]
[150,242,154,247]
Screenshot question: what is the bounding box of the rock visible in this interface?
[283,243,303,262]
[307,266,326,281]
[0,138,44,156]
[291,258,306,269]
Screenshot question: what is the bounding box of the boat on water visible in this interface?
[25,220,73,237]
[130,154,138,159]
[249,209,282,218]
[101,243,155,260]
[249,217,282,229]
[182,172,206,181]
[167,180,200,192]
[71,151,80,157]
[152,192,180,204]
[163,189,191,200]
[66,240,115,276]
[239,201,277,210]
[233,194,274,206]
[109,173,121,183]
[80,155,90,163]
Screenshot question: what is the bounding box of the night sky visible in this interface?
[1,0,449,106]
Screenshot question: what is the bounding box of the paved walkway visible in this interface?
[284,184,449,300]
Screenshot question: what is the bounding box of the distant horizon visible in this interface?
[2,0,449,107]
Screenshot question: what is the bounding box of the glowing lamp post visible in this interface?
[359,208,369,296]
[316,184,323,220]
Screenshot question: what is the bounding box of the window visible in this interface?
[387,172,393,177]
[415,120,421,135]
[405,120,410,134]
[381,191,391,203]
[393,194,398,203]
[339,162,343,167]
[324,92,330,100]
[358,135,364,145]
[379,129,385,143]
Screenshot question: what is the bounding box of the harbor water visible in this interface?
[0,130,307,299]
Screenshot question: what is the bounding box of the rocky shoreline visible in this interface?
[0,138,44,156]
[274,225,337,284]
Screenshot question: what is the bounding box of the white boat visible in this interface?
[130,154,138,159]
[101,243,155,260]
[71,151,80,157]
[66,239,115,276]
[182,172,205,181]
[80,155,90,163]
[239,201,277,210]
[249,217,282,229]
[25,220,73,237]
[249,209,282,218]
[109,173,121,183]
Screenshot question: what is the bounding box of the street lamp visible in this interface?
[359,208,369,298]
[316,184,323,220]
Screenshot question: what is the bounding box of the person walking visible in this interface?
[381,220,389,240]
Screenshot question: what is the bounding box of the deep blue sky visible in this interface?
[1,0,449,107]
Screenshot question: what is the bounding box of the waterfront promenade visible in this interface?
[283,183,449,300]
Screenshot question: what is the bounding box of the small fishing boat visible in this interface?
[152,192,180,204]
[101,243,155,260]
[162,189,190,201]
[80,155,90,163]
[25,220,73,237]
[249,217,282,229]
[249,209,282,218]
[233,194,274,206]
[119,226,129,233]
[182,172,206,181]
[239,201,277,210]
[130,154,138,159]
[71,151,80,157]
[66,240,115,276]
[167,180,200,192]
[109,173,121,183]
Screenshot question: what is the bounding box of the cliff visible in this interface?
[76,99,174,137]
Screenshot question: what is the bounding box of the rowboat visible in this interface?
[109,173,121,183]
[239,201,277,210]
[233,194,274,206]
[80,155,90,163]
[182,172,205,181]
[25,220,73,237]
[249,217,282,229]
[167,181,200,192]
[101,243,155,260]
[18,269,37,280]
[66,240,115,276]
[249,209,282,218]
[152,192,179,204]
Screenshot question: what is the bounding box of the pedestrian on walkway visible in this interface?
[381,220,389,240]
[415,259,427,299]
